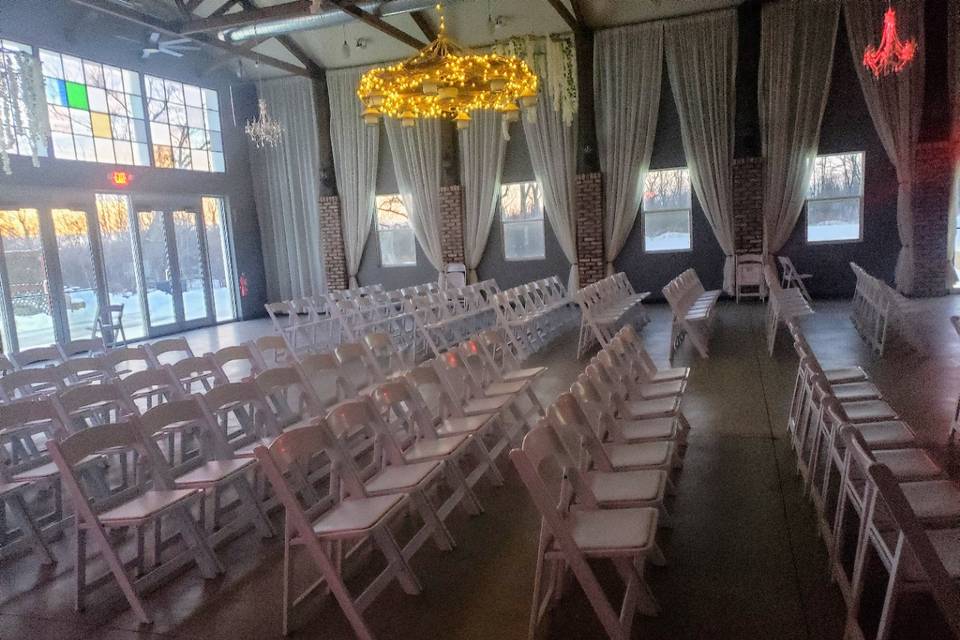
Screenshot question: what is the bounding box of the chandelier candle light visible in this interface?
[357,4,538,130]
[862,5,917,78]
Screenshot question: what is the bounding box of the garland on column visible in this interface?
[0,50,50,175]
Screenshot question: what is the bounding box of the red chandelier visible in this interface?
[863,7,917,78]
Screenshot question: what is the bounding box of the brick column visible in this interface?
[439,185,465,265]
[910,141,953,297]
[575,172,605,287]
[318,195,348,291]
[732,157,764,254]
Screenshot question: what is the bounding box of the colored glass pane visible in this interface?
[90,112,111,138]
[65,81,89,110]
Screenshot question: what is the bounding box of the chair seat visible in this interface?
[364,461,442,495]
[842,400,897,422]
[587,470,667,504]
[501,366,547,382]
[99,489,199,525]
[12,454,103,482]
[174,458,255,487]
[565,507,658,554]
[901,481,960,521]
[484,380,528,397]
[623,396,681,420]
[825,367,869,384]
[435,414,493,437]
[832,381,882,402]
[402,435,470,463]
[648,367,689,382]
[855,421,916,448]
[630,379,685,399]
[312,494,405,537]
[873,449,942,481]
[606,441,674,469]
[618,417,679,443]
[462,395,513,415]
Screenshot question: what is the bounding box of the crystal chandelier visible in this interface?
[862,6,917,78]
[357,4,538,130]
[246,61,283,148]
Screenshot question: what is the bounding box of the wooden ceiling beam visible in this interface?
[331,1,427,50]
[544,0,582,34]
[238,0,324,77]
[409,10,437,42]
[68,0,314,77]
[180,1,311,35]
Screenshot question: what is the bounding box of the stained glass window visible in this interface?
[0,39,44,158]
[39,49,149,166]
[145,75,223,173]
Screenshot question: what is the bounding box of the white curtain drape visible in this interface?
[844,0,925,294]
[594,22,664,275]
[459,110,506,283]
[664,10,738,294]
[328,67,379,288]
[251,76,325,301]
[759,0,841,254]
[384,117,443,271]
[523,83,579,291]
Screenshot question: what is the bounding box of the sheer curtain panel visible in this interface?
[328,67,379,288]
[523,84,579,291]
[251,76,326,301]
[759,0,840,254]
[594,21,664,274]
[844,0,925,294]
[664,10,739,294]
[385,117,444,271]
[459,110,506,283]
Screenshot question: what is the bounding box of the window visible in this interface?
[39,49,150,166]
[500,181,545,261]
[375,195,417,267]
[806,152,864,244]
[642,168,692,252]
[1,39,44,159]
[202,197,237,322]
[145,75,223,172]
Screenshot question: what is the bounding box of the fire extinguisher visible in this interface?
[239,273,249,298]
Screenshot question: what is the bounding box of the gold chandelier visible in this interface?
[357,5,538,130]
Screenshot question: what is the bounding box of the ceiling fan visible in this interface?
[115,32,201,59]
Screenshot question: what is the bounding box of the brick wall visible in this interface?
[910,141,953,297]
[733,157,764,254]
[575,172,605,287]
[318,195,348,291]
[439,185,465,265]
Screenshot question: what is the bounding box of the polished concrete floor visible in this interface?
[2,298,959,639]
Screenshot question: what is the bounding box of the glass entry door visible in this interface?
[133,202,214,335]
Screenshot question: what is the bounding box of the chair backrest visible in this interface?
[103,346,151,378]
[736,254,764,287]
[201,380,282,440]
[58,382,136,425]
[0,366,67,401]
[371,379,437,447]
[327,396,409,478]
[58,337,107,360]
[296,352,351,408]
[335,342,382,392]
[12,345,63,369]
[363,332,409,377]
[58,355,114,385]
[404,360,457,420]
[442,262,467,289]
[211,344,263,383]
[546,391,613,472]
[171,355,226,393]
[145,337,195,367]
[255,366,323,427]
[140,394,232,460]
[0,395,73,440]
[120,366,184,413]
[253,335,290,368]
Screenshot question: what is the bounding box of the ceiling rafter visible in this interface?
[329,1,427,50]
[236,0,324,77]
[68,0,315,77]
[180,1,311,35]
[410,10,437,42]
[544,0,583,34]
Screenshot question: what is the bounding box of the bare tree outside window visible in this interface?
[642,168,692,252]
[806,152,864,243]
[375,195,417,267]
[500,181,545,260]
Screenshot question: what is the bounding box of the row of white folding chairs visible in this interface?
[785,322,960,639]
[488,280,565,361]
[222,328,549,636]
[662,268,721,360]
[849,262,922,355]
[575,272,649,358]
[511,323,692,640]
[0,337,113,377]
[763,262,814,356]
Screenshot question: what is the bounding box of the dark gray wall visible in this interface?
[0,0,267,319]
